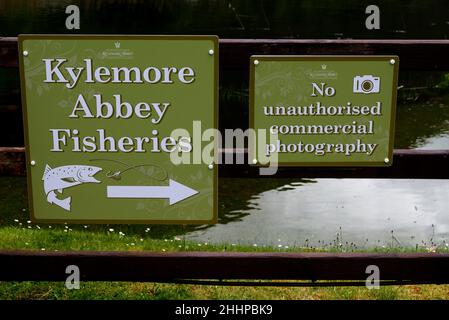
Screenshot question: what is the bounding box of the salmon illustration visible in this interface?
[42,164,102,211]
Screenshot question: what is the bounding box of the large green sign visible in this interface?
[19,35,218,224]
[250,56,399,166]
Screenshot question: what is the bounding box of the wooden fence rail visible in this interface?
[1,147,449,179]
[1,251,449,284]
[3,38,449,70]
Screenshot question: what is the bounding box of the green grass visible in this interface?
[1,177,449,300]
[2,280,449,300]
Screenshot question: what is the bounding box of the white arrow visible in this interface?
[107,179,199,205]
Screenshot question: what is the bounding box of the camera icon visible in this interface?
[353,75,380,94]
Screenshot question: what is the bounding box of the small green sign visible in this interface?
[250,56,399,166]
[19,35,218,224]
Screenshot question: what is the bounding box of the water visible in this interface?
[185,100,449,249]
[188,178,449,248]
[1,0,449,249]
[396,101,449,149]
[189,100,449,249]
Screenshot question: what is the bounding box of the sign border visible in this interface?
[18,34,218,225]
[249,55,399,167]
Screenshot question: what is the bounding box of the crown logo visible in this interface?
[321,64,327,70]
[114,41,121,49]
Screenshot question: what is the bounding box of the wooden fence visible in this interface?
[1,38,449,285]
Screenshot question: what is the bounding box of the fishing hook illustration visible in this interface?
[89,159,168,181]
